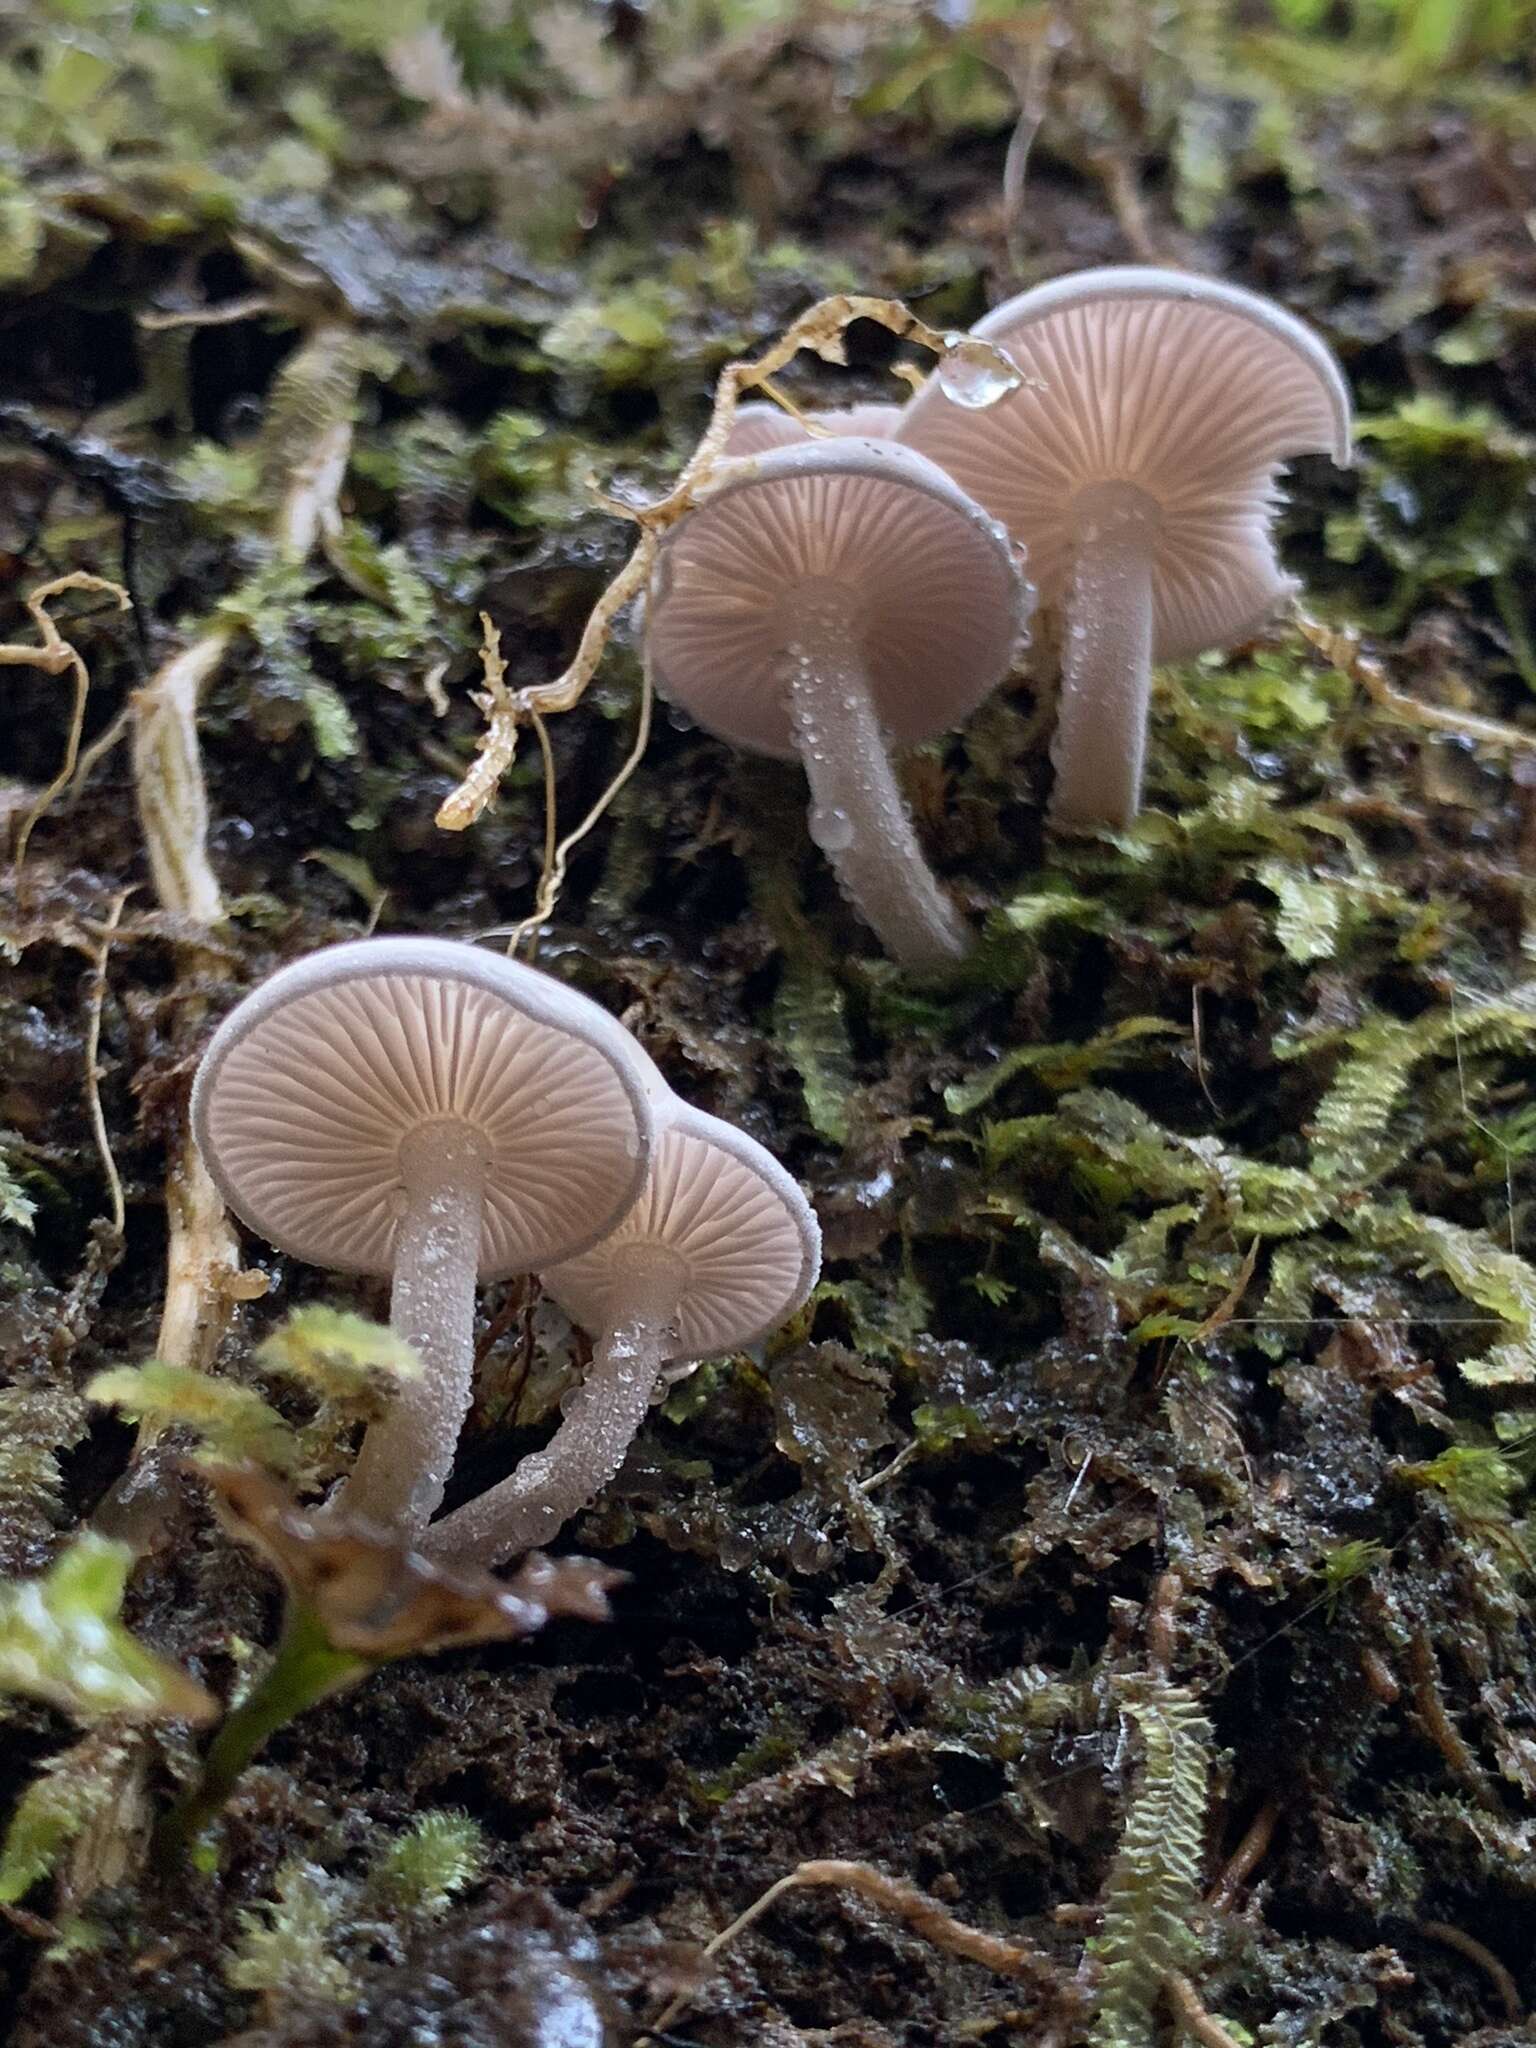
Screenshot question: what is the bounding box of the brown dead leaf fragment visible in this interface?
[203,1465,624,1659]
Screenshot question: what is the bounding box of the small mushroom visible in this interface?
[893,267,1352,830]
[192,938,657,1534]
[425,1098,820,1564]
[723,400,902,455]
[647,437,1030,971]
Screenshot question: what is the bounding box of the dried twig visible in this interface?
[1207,1798,1280,1910]
[1090,147,1165,264]
[1146,1570,1183,1680]
[4,572,131,878]
[436,295,1028,832]
[82,889,131,1241]
[131,632,232,928]
[1298,608,1536,754]
[1191,1239,1260,1345]
[1000,58,1051,275]
[643,1857,1069,2041]
[506,650,654,952]
[1164,1970,1248,2048]
[67,701,135,797]
[129,324,359,1420]
[130,631,239,1417]
[1405,1630,1501,1812]
[137,294,275,332]
[1417,1918,1521,2021]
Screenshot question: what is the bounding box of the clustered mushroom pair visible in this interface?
[193,937,820,1564]
[648,265,1353,970]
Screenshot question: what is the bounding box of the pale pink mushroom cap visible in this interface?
[543,1099,821,1377]
[647,437,1028,759]
[192,938,655,1282]
[723,401,903,457]
[895,267,1352,659]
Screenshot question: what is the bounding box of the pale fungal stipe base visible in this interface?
[349,1118,487,1530]
[895,266,1352,830]
[191,938,658,1535]
[425,1099,820,1565]
[783,584,971,967]
[645,437,1032,971]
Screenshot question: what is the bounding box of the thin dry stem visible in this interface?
[504,650,654,953]
[983,16,1058,276]
[516,703,557,957]
[275,414,352,563]
[131,631,232,927]
[720,1729,938,1818]
[137,294,275,332]
[129,326,357,1424]
[83,889,131,1241]
[1406,1629,1502,1811]
[1207,1797,1280,1910]
[68,702,135,796]
[1417,1919,1522,2020]
[4,572,131,879]
[644,1857,1065,2039]
[1146,1570,1183,1680]
[1164,1971,1248,2048]
[1091,147,1165,263]
[1298,607,1536,753]
[1191,1238,1260,1344]
[436,295,1012,833]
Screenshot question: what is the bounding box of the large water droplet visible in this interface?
[808,803,855,853]
[937,335,1023,410]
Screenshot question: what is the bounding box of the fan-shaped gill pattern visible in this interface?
[648,454,1022,757]
[723,402,903,458]
[897,289,1344,657]
[199,970,646,1281]
[724,404,814,457]
[546,1110,819,1363]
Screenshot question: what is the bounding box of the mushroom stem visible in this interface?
[1048,487,1157,832]
[783,587,969,972]
[424,1249,679,1566]
[335,1118,487,1534]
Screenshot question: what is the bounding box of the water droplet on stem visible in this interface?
[808,803,855,853]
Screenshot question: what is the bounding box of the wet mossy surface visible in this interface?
[5,4,1536,2043]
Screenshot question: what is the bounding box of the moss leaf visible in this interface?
[0,1534,213,1725]
[1256,861,1343,964]
[946,1018,1184,1117]
[256,1306,421,1409]
[366,1810,487,1919]
[88,1362,299,1474]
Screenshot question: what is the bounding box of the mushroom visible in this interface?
[723,400,902,455]
[424,1098,820,1564]
[646,437,1030,971]
[893,267,1352,830]
[192,938,657,1534]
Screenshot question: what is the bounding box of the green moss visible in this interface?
[227,1859,356,2005]
[0,1536,211,1725]
[1089,1684,1214,2048]
[89,1363,300,1474]
[256,1306,421,1409]
[364,1810,487,1919]
[0,1731,136,1910]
